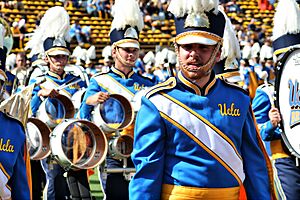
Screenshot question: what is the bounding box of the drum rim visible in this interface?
[27,118,51,160]
[50,119,108,170]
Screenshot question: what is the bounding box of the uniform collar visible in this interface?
[177,71,216,96]
[111,66,134,79]
[47,71,66,80]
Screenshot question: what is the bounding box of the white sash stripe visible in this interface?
[150,94,245,182]
[94,75,134,101]
[0,170,11,199]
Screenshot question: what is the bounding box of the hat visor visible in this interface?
[47,49,70,56]
[176,35,217,45]
[117,42,140,49]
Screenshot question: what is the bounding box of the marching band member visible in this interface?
[0,21,30,200]
[79,0,155,199]
[129,0,276,199]
[28,6,89,200]
[252,0,300,199]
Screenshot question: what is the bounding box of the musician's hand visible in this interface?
[37,88,59,98]
[268,107,281,128]
[86,92,109,106]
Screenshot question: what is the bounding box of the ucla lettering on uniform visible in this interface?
[0,138,14,152]
[218,103,240,117]
[134,83,144,91]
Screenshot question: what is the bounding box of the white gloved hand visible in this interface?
[0,24,5,49]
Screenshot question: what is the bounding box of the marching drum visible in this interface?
[50,119,108,170]
[275,47,300,158]
[71,88,86,113]
[36,94,75,128]
[26,118,51,160]
[92,94,134,133]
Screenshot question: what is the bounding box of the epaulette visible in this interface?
[220,78,249,96]
[91,71,109,79]
[145,77,177,98]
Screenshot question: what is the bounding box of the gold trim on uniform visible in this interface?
[111,67,134,79]
[0,69,7,81]
[47,71,66,80]
[161,184,240,200]
[113,39,140,48]
[216,71,240,79]
[270,140,290,160]
[178,72,201,95]
[160,111,243,186]
[45,47,70,55]
[175,31,223,44]
[145,77,176,98]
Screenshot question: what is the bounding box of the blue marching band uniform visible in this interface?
[4,1,298,199]
[129,71,274,199]
[0,25,30,198]
[79,67,154,120]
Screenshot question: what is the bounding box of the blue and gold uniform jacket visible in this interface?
[5,71,15,95]
[252,85,286,158]
[0,112,30,199]
[79,66,155,120]
[129,71,274,200]
[30,71,87,116]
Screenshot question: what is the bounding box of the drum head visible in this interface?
[26,118,51,160]
[92,94,134,133]
[51,119,108,170]
[100,97,125,129]
[61,122,95,165]
[45,98,66,123]
[275,47,300,158]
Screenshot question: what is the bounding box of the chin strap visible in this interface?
[115,46,136,67]
[175,42,221,75]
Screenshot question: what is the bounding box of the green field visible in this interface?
[89,169,104,200]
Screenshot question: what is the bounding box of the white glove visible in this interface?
[0,24,5,49]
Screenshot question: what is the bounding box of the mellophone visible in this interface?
[26,91,140,173]
[274,46,300,159]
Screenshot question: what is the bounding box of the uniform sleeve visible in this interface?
[252,88,281,141]
[10,144,30,200]
[30,84,42,116]
[78,77,102,120]
[242,107,274,199]
[129,96,166,200]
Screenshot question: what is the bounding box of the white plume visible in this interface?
[87,45,96,60]
[168,0,219,17]
[272,0,300,41]
[110,0,144,33]
[25,6,70,57]
[219,8,240,69]
[102,45,112,58]
[168,0,188,18]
